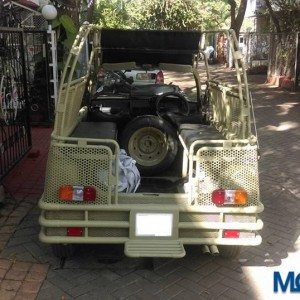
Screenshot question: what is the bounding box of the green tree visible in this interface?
[92,0,233,31]
[264,0,299,88]
[93,0,130,28]
[129,0,232,30]
[264,0,300,33]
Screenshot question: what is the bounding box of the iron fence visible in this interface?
[0,27,31,180]
[241,32,270,68]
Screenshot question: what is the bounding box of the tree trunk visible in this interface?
[233,0,247,37]
[227,0,247,37]
[228,0,236,30]
[87,0,95,23]
[268,33,296,89]
[264,1,296,89]
[226,0,247,67]
[264,0,281,34]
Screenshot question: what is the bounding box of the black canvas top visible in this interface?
[101,28,201,66]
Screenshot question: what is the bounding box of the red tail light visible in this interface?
[212,189,225,205]
[67,227,83,237]
[224,230,240,238]
[155,70,164,84]
[83,186,96,201]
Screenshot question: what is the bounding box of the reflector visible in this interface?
[224,230,240,238]
[67,227,83,237]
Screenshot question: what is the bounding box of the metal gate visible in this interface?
[24,30,54,124]
[0,28,31,180]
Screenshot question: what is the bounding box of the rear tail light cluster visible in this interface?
[212,189,247,205]
[59,185,96,202]
[155,70,164,84]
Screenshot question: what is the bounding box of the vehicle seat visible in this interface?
[164,112,204,129]
[71,122,117,140]
[179,123,223,149]
[130,84,179,99]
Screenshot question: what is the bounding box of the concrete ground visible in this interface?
[0,70,299,300]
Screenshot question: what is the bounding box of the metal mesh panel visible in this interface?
[179,229,218,238]
[21,12,47,29]
[46,228,128,238]
[43,141,114,205]
[195,147,260,206]
[45,211,84,220]
[88,211,129,221]
[88,228,129,237]
[179,213,220,222]
[46,228,66,236]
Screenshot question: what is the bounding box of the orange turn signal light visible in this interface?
[234,189,248,205]
[59,185,73,201]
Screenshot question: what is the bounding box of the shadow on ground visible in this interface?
[1,66,299,299]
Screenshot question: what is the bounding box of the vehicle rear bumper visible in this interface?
[39,196,264,257]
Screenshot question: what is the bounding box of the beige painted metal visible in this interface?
[38,25,263,257]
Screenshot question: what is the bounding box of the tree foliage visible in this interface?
[92,0,235,30]
[264,0,300,33]
[94,0,130,28]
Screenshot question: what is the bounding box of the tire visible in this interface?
[52,244,76,259]
[218,245,241,259]
[120,116,178,175]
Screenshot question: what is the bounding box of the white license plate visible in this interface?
[135,213,173,237]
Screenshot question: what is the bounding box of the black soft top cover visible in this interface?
[101,28,201,66]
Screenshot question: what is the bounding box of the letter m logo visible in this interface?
[274,272,300,293]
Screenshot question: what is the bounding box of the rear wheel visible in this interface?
[52,244,76,259]
[120,116,178,175]
[219,245,241,259]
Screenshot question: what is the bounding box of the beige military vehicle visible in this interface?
[39,24,263,259]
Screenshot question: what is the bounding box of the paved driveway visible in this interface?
[0,73,299,300]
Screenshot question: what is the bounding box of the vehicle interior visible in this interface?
[54,27,251,196]
[84,62,209,192]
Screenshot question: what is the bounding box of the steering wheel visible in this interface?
[156,92,190,118]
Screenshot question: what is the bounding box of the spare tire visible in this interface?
[120,116,178,175]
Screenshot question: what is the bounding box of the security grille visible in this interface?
[195,147,260,206]
[43,141,115,205]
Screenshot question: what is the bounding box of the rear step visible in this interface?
[125,240,186,258]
